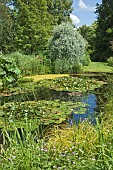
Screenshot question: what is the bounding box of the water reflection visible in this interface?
[68,93,97,125]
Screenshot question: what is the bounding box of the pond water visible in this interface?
[68,93,97,125]
[0,90,98,144]
[0,87,100,126]
[0,76,112,144]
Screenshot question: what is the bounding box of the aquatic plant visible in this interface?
[0,100,88,129]
[36,76,102,92]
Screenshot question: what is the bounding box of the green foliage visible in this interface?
[0,55,21,89]
[1,100,87,127]
[48,23,87,73]
[37,76,101,92]
[4,52,51,76]
[78,22,97,60]
[3,0,73,54]
[1,105,113,170]
[0,0,14,53]
[82,54,91,66]
[7,0,53,54]
[107,57,113,66]
[54,58,82,74]
[46,0,73,25]
[1,76,113,170]
[94,0,113,61]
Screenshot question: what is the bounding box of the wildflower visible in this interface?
[72,146,75,149]
[73,161,76,164]
[72,152,75,155]
[92,158,96,161]
[12,156,16,159]
[44,149,48,152]
[53,166,56,168]
[8,157,12,161]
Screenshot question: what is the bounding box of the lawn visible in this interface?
[83,62,113,73]
[24,63,113,82]
[23,63,113,83]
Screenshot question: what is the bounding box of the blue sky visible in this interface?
[70,0,102,27]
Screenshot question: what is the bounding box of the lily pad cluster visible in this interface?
[36,76,101,92]
[0,100,88,127]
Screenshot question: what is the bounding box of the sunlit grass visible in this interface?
[83,62,113,73]
[1,117,113,170]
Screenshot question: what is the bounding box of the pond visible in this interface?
[0,76,111,144]
[0,77,106,127]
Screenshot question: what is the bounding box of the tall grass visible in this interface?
[1,112,113,169]
[3,51,51,76]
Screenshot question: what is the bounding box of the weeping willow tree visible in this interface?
[48,22,87,73]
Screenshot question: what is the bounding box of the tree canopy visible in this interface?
[0,0,14,53]
[0,0,73,54]
[78,22,97,61]
[94,0,113,61]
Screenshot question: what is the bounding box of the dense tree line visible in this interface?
[1,0,113,62]
[0,0,14,53]
[77,22,97,61]
[0,0,73,54]
[78,0,113,62]
[94,0,113,61]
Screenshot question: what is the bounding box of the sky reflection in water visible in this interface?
[68,93,97,125]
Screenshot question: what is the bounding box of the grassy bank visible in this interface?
[1,112,113,170]
[83,62,113,73]
[25,62,113,82]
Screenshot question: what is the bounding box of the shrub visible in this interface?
[54,58,82,74]
[82,53,91,66]
[48,22,87,73]
[107,57,113,66]
[0,55,21,89]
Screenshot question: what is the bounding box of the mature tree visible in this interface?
[78,22,97,60]
[78,25,90,40]
[46,0,73,25]
[8,0,54,54]
[94,0,113,61]
[0,0,14,53]
[1,0,73,54]
[48,23,87,73]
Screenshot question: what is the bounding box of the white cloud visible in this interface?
[77,0,96,12]
[70,14,80,25]
[78,0,87,9]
